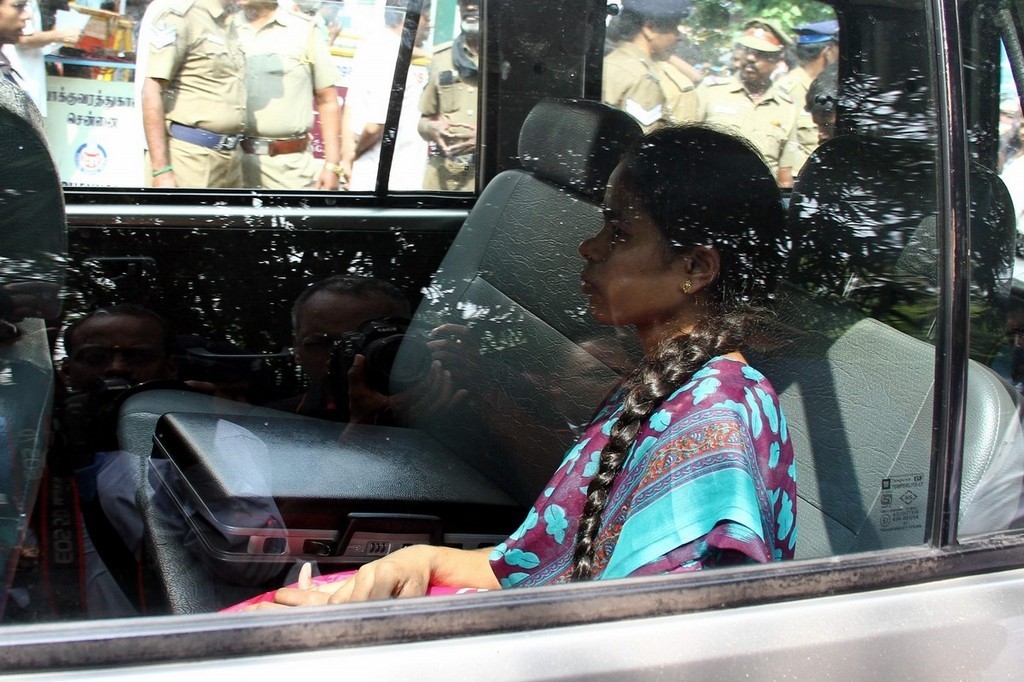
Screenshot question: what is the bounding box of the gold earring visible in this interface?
[681,280,692,294]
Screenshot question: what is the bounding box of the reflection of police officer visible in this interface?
[142,0,247,188]
[774,20,838,177]
[237,0,342,190]
[698,18,797,187]
[806,61,839,144]
[602,0,697,132]
[417,0,478,192]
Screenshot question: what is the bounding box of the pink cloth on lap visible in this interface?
[221,570,489,612]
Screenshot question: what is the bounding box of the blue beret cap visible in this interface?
[795,20,839,44]
[623,0,691,20]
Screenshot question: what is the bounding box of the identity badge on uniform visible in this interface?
[150,23,177,49]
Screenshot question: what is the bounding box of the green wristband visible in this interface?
[152,165,174,177]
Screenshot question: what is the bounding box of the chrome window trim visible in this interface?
[66,206,471,230]
[3,532,1024,673]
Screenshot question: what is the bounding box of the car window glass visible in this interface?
[2,0,1014,639]
[600,1,837,188]
[15,0,471,193]
[956,3,1024,540]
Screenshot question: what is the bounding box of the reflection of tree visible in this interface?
[65,225,456,400]
[683,0,836,57]
[787,133,1014,363]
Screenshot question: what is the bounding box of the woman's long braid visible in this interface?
[568,125,786,580]
[569,309,750,580]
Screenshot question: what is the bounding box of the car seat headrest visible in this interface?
[0,79,67,287]
[518,98,643,202]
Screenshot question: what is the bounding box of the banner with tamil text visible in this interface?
[43,76,143,187]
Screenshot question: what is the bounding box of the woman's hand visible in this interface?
[242,546,499,610]
[282,546,437,605]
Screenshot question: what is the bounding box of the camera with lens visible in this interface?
[51,377,134,473]
[327,317,433,399]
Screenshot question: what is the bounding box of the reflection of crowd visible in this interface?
[138,0,480,190]
[11,275,470,618]
[601,0,839,188]
[14,0,844,192]
[0,279,382,618]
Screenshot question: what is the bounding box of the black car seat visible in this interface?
[119,390,311,612]
[0,79,66,617]
[120,99,643,612]
[758,133,1024,559]
[393,98,644,506]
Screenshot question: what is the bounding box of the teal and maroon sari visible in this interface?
[490,356,797,586]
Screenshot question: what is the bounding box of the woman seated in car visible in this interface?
[247,124,797,605]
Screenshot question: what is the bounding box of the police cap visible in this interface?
[736,17,793,53]
[622,0,691,21]
[794,20,839,45]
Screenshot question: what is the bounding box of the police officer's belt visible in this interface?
[443,156,474,173]
[240,135,309,156]
[169,122,241,151]
[428,146,475,174]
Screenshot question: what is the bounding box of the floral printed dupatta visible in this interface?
[489,356,797,586]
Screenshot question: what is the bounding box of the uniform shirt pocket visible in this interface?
[199,35,237,79]
[438,82,463,113]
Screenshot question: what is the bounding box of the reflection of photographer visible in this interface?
[39,305,181,618]
[53,377,134,473]
[275,275,468,425]
[276,276,413,421]
[56,305,179,471]
[328,316,432,400]
[61,305,178,391]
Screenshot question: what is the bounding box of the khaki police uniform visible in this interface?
[238,9,337,189]
[419,41,478,192]
[774,66,816,176]
[146,0,246,188]
[698,76,797,176]
[602,42,698,132]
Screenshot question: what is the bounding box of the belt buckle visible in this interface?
[444,155,473,173]
[215,134,240,151]
[249,138,271,155]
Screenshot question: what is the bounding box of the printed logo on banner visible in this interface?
[74,143,108,175]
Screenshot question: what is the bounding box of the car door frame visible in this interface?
[5,0,1024,674]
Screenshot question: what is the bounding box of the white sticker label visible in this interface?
[879,473,926,532]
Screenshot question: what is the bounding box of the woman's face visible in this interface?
[578,164,692,350]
